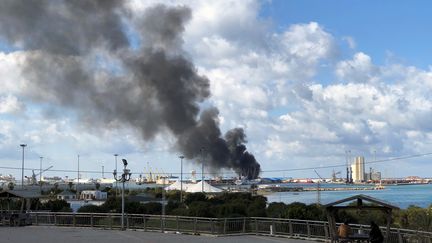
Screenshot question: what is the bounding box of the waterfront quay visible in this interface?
[0,226,316,243]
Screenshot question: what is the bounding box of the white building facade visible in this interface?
[80,190,107,200]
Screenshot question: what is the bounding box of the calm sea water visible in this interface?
[265,183,432,209]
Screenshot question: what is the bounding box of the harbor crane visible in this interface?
[314,169,324,205]
[331,170,341,182]
[26,166,53,185]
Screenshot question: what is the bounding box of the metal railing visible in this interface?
[22,212,432,242]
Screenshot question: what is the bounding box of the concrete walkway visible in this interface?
[0,226,319,243]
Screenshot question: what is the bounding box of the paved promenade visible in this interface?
[0,226,318,243]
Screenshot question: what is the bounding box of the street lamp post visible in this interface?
[113,159,131,230]
[162,176,166,231]
[39,156,43,183]
[77,155,80,198]
[39,156,43,193]
[179,155,184,202]
[200,147,205,193]
[20,144,27,189]
[114,154,118,197]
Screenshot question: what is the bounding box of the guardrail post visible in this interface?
[90,214,94,228]
[126,214,129,229]
[35,213,38,225]
[194,217,197,234]
[289,220,293,235]
[254,218,258,235]
[109,214,112,230]
[73,214,76,227]
[143,215,147,231]
[223,218,227,235]
[160,214,163,232]
[272,219,275,235]
[324,222,329,239]
[397,229,403,243]
[54,213,57,226]
[176,216,179,232]
[243,218,246,233]
[307,221,311,238]
[211,218,215,234]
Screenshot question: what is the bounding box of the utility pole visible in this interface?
[102,165,104,179]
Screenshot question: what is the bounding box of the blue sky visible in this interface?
[1,0,432,181]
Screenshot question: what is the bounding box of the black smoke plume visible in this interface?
[0,1,260,179]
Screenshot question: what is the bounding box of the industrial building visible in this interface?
[350,156,382,183]
[351,156,365,182]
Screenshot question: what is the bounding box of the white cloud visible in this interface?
[335,52,380,83]
[269,67,432,170]
[278,22,336,67]
[0,95,25,114]
[342,36,356,49]
[264,136,305,159]
[0,51,27,95]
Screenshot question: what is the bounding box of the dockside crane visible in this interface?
[331,170,341,182]
[26,166,53,185]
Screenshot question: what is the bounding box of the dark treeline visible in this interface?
[80,191,267,218]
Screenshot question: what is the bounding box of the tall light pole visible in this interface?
[179,155,184,202]
[77,154,80,198]
[113,159,131,231]
[114,154,118,196]
[39,156,43,182]
[102,165,105,179]
[162,176,166,230]
[20,144,27,189]
[200,147,205,193]
[39,156,43,193]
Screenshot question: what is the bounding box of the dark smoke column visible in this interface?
[225,128,261,179]
[177,109,260,179]
[0,1,261,179]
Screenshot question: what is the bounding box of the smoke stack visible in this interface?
[0,2,261,178]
